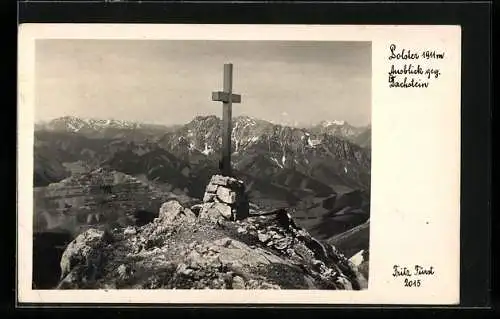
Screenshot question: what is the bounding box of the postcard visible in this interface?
[17,24,461,305]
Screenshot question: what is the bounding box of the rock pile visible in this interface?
[199,175,249,221]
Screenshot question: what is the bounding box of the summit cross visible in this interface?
[212,63,241,177]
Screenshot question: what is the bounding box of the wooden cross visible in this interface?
[212,63,241,177]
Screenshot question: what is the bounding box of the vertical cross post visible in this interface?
[222,63,233,176]
[212,63,241,177]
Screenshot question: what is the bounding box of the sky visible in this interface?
[35,40,371,127]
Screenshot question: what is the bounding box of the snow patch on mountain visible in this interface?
[67,122,81,132]
[322,120,346,127]
[307,137,322,147]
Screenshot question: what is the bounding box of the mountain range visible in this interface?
[34,114,371,234]
[33,115,371,288]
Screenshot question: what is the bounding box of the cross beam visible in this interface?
[212,63,241,176]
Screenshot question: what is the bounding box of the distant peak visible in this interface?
[321,120,347,127]
[235,115,254,121]
[192,115,219,121]
[188,115,221,127]
[234,115,259,125]
[50,115,82,122]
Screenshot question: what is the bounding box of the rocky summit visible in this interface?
[57,175,367,290]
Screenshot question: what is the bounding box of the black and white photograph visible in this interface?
[31,39,372,291]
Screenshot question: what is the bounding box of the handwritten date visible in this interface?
[404,279,421,287]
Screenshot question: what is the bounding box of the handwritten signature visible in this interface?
[392,264,435,277]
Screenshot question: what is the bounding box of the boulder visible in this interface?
[213,202,233,219]
[159,200,196,224]
[159,200,183,221]
[59,228,111,282]
[199,202,232,221]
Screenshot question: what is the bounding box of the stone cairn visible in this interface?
[199,175,249,221]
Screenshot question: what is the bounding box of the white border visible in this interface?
[18,24,461,305]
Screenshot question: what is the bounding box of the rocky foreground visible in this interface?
[57,175,368,290]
